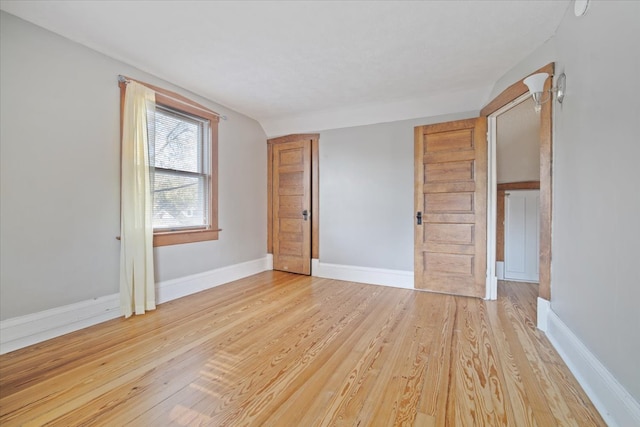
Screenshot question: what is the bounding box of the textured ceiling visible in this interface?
[0,1,570,135]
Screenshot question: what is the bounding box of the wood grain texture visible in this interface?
[480,63,555,117]
[415,118,487,298]
[272,141,311,274]
[0,273,604,426]
[267,142,273,252]
[497,181,540,192]
[120,76,222,119]
[311,136,320,259]
[538,70,553,301]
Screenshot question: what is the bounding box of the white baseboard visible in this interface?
[546,309,640,427]
[312,259,414,289]
[0,294,121,355]
[0,255,273,355]
[156,255,272,303]
[485,274,498,300]
[536,297,550,332]
[496,261,505,280]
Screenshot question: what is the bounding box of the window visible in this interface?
[152,92,219,246]
[120,80,220,246]
[153,105,210,231]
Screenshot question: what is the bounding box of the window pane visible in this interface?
[153,107,202,173]
[153,171,208,229]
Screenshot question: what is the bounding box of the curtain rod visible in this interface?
[118,75,227,121]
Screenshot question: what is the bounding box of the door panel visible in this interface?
[414,118,487,298]
[425,223,474,245]
[273,141,311,275]
[504,190,540,282]
[425,160,474,182]
[425,193,474,212]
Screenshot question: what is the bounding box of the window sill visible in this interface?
[153,228,221,247]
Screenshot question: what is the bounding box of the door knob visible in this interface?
[416,211,422,225]
[302,210,309,221]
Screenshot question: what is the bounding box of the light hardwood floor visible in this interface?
[0,272,604,426]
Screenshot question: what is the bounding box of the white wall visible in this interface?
[488,37,557,102]
[0,12,267,320]
[551,0,640,402]
[490,0,640,405]
[318,112,476,272]
[496,97,540,184]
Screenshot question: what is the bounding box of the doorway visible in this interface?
[494,96,542,285]
[483,63,554,301]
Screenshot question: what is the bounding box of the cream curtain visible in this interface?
[120,81,156,318]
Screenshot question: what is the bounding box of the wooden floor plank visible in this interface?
[485,300,543,427]
[261,284,398,427]
[369,293,434,427]
[499,282,605,427]
[448,297,513,426]
[417,293,456,427]
[0,273,605,426]
[499,283,582,426]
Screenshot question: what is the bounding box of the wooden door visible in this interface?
[272,140,312,275]
[414,118,487,297]
[505,190,540,282]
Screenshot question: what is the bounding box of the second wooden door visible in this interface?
[272,140,312,275]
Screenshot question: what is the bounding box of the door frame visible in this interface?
[267,134,320,261]
[481,62,554,301]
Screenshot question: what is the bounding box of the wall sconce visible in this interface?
[523,72,566,112]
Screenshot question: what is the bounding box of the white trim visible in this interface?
[155,256,272,304]
[546,309,640,427]
[496,261,505,280]
[486,116,498,300]
[312,260,414,289]
[486,92,530,301]
[536,296,550,332]
[0,294,121,355]
[0,255,272,355]
[487,274,498,301]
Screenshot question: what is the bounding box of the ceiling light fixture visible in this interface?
[522,72,566,113]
